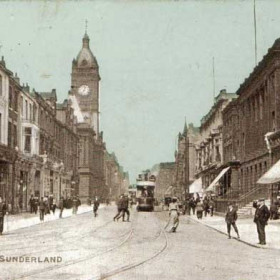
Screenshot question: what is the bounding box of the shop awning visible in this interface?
[257,159,280,184]
[189,178,203,194]
[205,167,230,192]
[165,185,174,195]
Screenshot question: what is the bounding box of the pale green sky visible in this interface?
[0,0,279,181]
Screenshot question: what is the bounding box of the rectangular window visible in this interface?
[260,94,263,120]
[25,100,28,120]
[21,96,23,117]
[0,74,2,96]
[14,91,18,112]
[24,127,32,153]
[13,124,17,148]
[33,105,37,123]
[9,86,13,108]
[29,104,32,121]
[8,122,12,147]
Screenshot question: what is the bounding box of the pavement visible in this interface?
[186,212,280,250]
[2,204,93,233]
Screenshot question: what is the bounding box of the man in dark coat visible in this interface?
[93,197,100,217]
[113,195,123,221]
[225,202,240,239]
[0,197,7,235]
[121,195,130,222]
[29,194,35,213]
[58,197,65,218]
[39,197,46,222]
[254,198,270,245]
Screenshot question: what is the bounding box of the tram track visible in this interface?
[14,227,134,280]
[4,209,168,280]
[96,223,169,280]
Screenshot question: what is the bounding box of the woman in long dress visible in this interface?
[166,197,180,232]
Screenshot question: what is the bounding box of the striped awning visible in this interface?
[189,178,203,194]
[257,159,280,184]
[205,167,230,192]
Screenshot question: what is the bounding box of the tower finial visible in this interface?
[85,19,88,34]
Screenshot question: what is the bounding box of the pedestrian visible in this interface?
[52,198,57,214]
[189,197,196,215]
[39,197,46,222]
[167,197,180,232]
[270,202,278,220]
[196,200,203,219]
[253,198,270,245]
[225,202,240,239]
[209,199,215,217]
[43,196,50,215]
[33,195,39,214]
[93,197,100,217]
[114,195,123,221]
[72,196,78,214]
[121,194,130,222]
[0,197,7,235]
[77,196,81,213]
[49,195,53,214]
[59,197,64,218]
[203,198,209,217]
[28,194,35,214]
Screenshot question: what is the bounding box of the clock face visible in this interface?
[78,85,89,96]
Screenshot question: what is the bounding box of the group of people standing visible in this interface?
[187,196,215,219]
[30,194,81,222]
[113,194,130,222]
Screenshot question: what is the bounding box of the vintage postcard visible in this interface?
[0,0,279,279]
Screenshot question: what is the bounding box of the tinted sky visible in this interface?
[1,0,280,182]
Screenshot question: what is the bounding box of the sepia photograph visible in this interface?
[0,0,280,279]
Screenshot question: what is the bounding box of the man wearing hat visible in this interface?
[225,202,240,239]
[253,198,270,245]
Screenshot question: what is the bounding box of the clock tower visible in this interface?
[71,32,101,136]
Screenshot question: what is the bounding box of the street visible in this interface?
[0,206,280,280]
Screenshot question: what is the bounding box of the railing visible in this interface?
[238,185,269,208]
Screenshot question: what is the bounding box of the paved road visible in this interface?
[0,206,279,280]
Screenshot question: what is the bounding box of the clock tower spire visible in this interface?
[71,30,101,136]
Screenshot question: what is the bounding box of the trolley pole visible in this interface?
[184,125,189,202]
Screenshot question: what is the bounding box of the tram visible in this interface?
[136,178,156,212]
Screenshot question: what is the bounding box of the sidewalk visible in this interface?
[186,213,280,250]
[3,204,94,233]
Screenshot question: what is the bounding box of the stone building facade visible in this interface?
[151,162,175,200]
[222,38,280,208]
[194,90,236,198]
